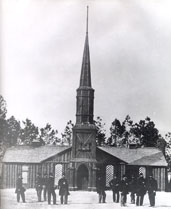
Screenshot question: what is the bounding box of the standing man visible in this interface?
[42,173,48,201]
[120,175,129,207]
[47,173,56,205]
[109,174,120,203]
[35,173,43,202]
[129,175,137,204]
[146,174,158,207]
[15,174,26,203]
[58,174,69,204]
[96,176,106,203]
[136,173,146,206]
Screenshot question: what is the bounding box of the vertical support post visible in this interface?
[92,163,97,191]
[69,163,76,191]
[120,162,125,179]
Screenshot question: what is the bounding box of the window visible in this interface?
[55,164,63,185]
[106,165,114,186]
[139,167,146,177]
[22,165,28,184]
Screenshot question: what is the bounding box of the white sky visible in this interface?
[1,0,171,137]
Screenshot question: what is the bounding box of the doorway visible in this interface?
[77,164,89,190]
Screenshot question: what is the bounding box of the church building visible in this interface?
[2,7,168,191]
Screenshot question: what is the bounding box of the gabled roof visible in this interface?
[98,146,167,167]
[2,145,71,163]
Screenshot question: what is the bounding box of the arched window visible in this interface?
[139,167,146,177]
[106,165,114,186]
[55,164,63,185]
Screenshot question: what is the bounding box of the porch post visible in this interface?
[120,162,126,179]
[69,162,76,191]
[91,163,97,191]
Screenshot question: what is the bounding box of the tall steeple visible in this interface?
[76,6,94,124]
[71,7,97,191]
[80,6,91,87]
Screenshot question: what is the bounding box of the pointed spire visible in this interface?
[79,6,92,88]
[86,5,88,34]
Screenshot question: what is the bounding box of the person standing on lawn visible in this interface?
[35,173,43,202]
[129,175,137,204]
[15,174,26,203]
[47,173,56,205]
[136,173,147,206]
[109,174,120,203]
[146,174,158,207]
[96,176,106,203]
[42,173,48,201]
[58,174,69,204]
[120,175,129,207]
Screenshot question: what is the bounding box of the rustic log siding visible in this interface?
[2,163,20,188]
[152,167,166,191]
[45,149,71,163]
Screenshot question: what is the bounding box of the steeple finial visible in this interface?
[86,6,89,34]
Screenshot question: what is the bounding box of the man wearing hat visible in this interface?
[136,173,146,206]
[129,175,137,204]
[47,173,56,205]
[35,173,43,202]
[15,174,26,203]
[109,174,120,203]
[42,173,48,201]
[96,176,106,203]
[120,175,129,206]
[58,174,69,204]
[146,174,158,207]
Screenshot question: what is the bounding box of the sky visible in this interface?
[1,0,171,137]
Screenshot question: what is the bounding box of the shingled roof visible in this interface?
[3,145,167,167]
[2,145,71,163]
[98,146,167,167]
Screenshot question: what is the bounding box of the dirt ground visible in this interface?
[1,189,171,209]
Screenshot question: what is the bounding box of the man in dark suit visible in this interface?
[120,175,129,206]
[42,173,48,201]
[129,175,137,204]
[15,174,26,203]
[109,174,120,203]
[147,175,158,207]
[136,173,146,206]
[96,176,106,203]
[35,173,43,202]
[47,173,56,205]
[58,174,69,204]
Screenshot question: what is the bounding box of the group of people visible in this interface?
[16,172,157,206]
[97,173,158,207]
[15,173,69,205]
[35,172,69,205]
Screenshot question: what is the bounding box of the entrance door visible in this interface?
[77,164,89,190]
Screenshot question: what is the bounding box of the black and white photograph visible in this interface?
[1,0,171,208]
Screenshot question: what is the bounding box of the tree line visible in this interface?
[0,95,74,160]
[0,95,171,169]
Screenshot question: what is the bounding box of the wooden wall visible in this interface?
[2,163,22,188]
[2,150,71,188]
[152,167,167,191]
[2,162,63,188]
